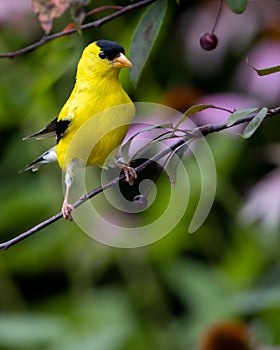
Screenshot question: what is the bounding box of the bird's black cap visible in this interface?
[96,40,125,61]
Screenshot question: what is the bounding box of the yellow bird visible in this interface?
[21,40,136,220]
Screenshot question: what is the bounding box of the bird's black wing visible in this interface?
[56,119,71,143]
[23,118,71,143]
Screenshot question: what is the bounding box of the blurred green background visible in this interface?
[1,0,280,349]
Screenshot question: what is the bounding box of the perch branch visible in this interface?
[1,106,280,250]
[0,0,157,59]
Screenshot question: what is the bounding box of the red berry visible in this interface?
[200,32,218,51]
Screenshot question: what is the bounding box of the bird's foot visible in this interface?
[123,165,137,185]
[116,162,137,186]
[62,200,75,221]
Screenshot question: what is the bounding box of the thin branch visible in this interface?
[1,106,280,250]
[86,5,124,17]
[0,0,157,59]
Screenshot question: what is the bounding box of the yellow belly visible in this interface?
[57,102,135,171]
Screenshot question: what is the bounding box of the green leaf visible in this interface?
[226,107,258,127]
[241,107,268,139]
[129,0,168,87]
[247,58,280,76]
[175,104,231,129]
[226,0,247,14]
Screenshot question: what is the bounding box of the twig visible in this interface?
[0,0,157,59]
[86,5,124,17]
[1,106,280,250]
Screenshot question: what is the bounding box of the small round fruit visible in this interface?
[200,32,218,51]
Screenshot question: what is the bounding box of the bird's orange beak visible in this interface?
[113,53,133,68]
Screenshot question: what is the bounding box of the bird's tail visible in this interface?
[19,147,57,173]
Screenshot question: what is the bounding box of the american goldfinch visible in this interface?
[21,40,136,220]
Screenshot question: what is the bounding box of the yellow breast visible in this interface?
[56,79,135,171]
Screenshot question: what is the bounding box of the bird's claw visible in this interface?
[62,201,75,221]
[122,165,137,186]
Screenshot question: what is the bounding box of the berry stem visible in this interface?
[211,0,223,34]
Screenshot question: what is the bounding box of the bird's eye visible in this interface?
[99,52,106,59]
